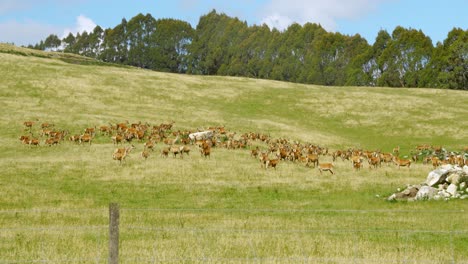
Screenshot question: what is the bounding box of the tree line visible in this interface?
[31,10,467,89]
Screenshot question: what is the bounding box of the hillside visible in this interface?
[2,44,467,151]
[1,44,467,262]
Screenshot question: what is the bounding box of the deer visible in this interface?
[112,145,134,165]
[160,147,170,158]
[170,145,184,158]
[392,146,400,155]
[113,145,135,156]
[199,142,211,158]
[69,135,81,144]
[79,134,93,145]
[318,163,334,175]
[99,125,112,136]
[141,150,150,160]
[265,158,279,169]
[21,137,39,147]
[380,153,394,165]
[250,146,260,158]
[23,121,35,131]
[368,156,381,169]
[353,160,362,171]
[431,156,441,169]
[181,145,191,156]
[306,154,319,168]
[84,126,96,137]
[393,156,411,169]
[19,135,30,144]
[41,122,54,129]
[144,140,155,151]
[44,137,60,146]
[111,134,123,145]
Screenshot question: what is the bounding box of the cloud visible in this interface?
[0,19,61,46]
[261,14,293,31]
[0,0,88,14]
[0,14,96,46]
[260,0,392,31]
[62,15,97,38]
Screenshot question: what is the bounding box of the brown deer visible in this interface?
[144,140,155,151]
[23,121,35,131]
[393,157,411,169]
[265,158,279,169]
[170,145,184,158]
[141,150,150,160]
[306,154,319,168]
[368,156,381,169]
[160,147,170,158]
[79,134,93,145]
[250,146,260,158]
[318,163,334,175]
[112,145,134,165]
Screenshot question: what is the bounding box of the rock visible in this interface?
[446,172,468,185]
[463,165,468,174]
[447,184,458,196]
[439,190,452,198]
[387,193,396,201]
[441,164,455,170]
[389,186,419,200]
[415,186,438,200]
[426,167,450,187]
[460,182,467,192]
[390,165,468,202]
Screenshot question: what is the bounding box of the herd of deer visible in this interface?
[19,120,468,173]
[19,120,216,165]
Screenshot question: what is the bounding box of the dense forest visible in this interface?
[31,10,467,89]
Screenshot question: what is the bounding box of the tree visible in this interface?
[44,34,61,51]
[270,23,304,82]
[429,28,468,89]
[377,26,433,87]
[127,13,156,68]
[100,18,128,63]
[344,34,372,86]
[88,26,104,58]
[368,30,392,86]
[149,18,193,72]
[62,33,76,53]
[187,10,247,75]
[232,24,271,78]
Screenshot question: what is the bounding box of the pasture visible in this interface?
[1,44,468,262]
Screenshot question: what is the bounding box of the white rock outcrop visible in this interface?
[389,165,468,201]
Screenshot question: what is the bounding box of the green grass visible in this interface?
[1,44,468,262]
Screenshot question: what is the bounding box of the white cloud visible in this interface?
[0,0,88,14]
[0,14,96,47]
[261,14,293,31]
[62,15,97,38]
[260,0,392,31]
[0,19,61,46]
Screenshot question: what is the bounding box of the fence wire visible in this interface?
[0,207,467,263]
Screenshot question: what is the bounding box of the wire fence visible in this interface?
[1,206,467,263]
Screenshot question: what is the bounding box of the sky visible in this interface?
[0,0,467,46]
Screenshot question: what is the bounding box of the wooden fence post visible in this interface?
[109,203,120,264]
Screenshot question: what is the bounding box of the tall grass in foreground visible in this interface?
[1,46,467,262]
[1,207,467,263]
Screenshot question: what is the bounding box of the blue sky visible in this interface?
[0,0,467,46]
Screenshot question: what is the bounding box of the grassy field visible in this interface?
[1,44,468,263]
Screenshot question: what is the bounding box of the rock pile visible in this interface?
[388,165,468,201]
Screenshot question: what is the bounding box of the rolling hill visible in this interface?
[1,44,467,262]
